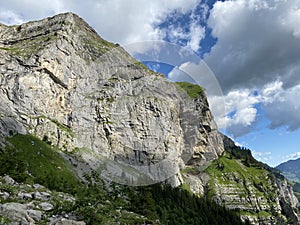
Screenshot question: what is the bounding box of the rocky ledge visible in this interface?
[0,175,83,225]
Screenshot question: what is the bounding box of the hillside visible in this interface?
[277,158,300,183]
[276,158,300,211]
[0,13,299,225]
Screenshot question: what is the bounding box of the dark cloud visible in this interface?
[203,0,300,136]
[205,0,300,93]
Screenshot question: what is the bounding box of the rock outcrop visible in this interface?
[200,135,300,225]
[0,175,82,225]
[0,12,223,185]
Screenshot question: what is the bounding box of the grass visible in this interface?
[180,166,200,175]
[26,115,74,138]
[205,152,269,186]
[204,151,279,219]
[1,35,59,59]
[0,47,19,51]
[0,215,11,224]
[81,34,116,58]
[5,134,80,193]
[49,118,74,137]
[175,82,204,99]
[179,183,194,195]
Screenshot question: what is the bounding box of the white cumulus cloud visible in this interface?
[203,0,300,136]
[205,0,300,92]
[0,0,201,45]
[261,82,300,131]
[286,152,300,160]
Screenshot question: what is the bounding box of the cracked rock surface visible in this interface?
[0,13,223,186]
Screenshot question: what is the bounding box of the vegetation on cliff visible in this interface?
[0,134,247,225]
[204,144,298,224]
[175,82,205,99]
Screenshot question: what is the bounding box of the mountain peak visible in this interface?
[0,12,117,61]
[1,12,91,33]
[0,13,224,185]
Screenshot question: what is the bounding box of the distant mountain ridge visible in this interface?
[277,158,300,182]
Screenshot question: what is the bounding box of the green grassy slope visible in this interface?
[0,134,248,225]
[175,82,205,99]
[1,134,80,193]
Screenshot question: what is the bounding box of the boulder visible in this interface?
[18,192,33,200]
[34,192,51,201]
[27,209,43,222]
[0,191,10,200]
[3,175,15,185]
[48,218,86,225]
[38,202,54,211]
[0,202,27,221]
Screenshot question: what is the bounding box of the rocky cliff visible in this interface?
[0,13,223,186]
[207,136,300,224]
[0,13,299,225]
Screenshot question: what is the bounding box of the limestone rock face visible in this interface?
[203,136,300,225]
[0,13,223,185]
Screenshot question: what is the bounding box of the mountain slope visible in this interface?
[277,158,300,183]
[0,12,223,186]
[0,13,299,225]
[182,135,300,224]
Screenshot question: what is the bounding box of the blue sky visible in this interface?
[1,0,300,166]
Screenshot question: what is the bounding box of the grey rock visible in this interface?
[38,202,54,211]
[0,191,10,200]
[33,184,45,189]
[0,203,28,221]
[34,192,51,201]
[26,202,36,210]
[182,173,205,196]
[27,209,43,222]
[18,192,33,200]
[3,175,15,185]
[0,12,224,186]
[47,218,86,225]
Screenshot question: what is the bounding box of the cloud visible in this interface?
[0,0,201,45]
[219,89,261,137]
[187,22,205,52]
[286,152,300,160]
[0,10,24,25]
[252,150,272,162]
[205,0,300,92]
[261,82,300,131]
[218,79,300,137]
[157,2,208,52]
[165,0,300,137]
[0,0,65,24]
[202,0,300,135]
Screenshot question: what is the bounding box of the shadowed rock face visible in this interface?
[0,12,223,186]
